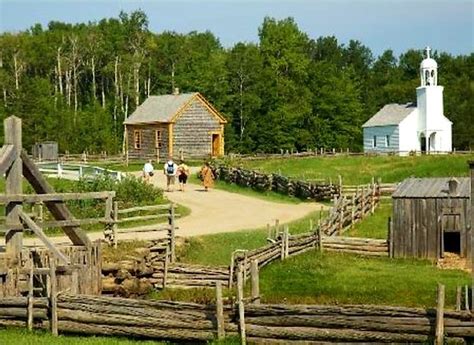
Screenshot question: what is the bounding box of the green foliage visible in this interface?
[0,11,472,153]
[74,174,163,206]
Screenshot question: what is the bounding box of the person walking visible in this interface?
[142,159,154,183]
[200,162,215,192]
[177,160,190,192]
[163,158,177,192]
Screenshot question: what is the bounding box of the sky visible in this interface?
[0,0,473,57]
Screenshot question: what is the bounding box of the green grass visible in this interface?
[259,251,470,308]
[188,174,302,204]
[0,327,241,345]
[0,328,166,345]
[239,154,474,185]
[345,198,392,239]
[177,210,325,266]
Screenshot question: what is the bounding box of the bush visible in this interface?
[75,174,163,206]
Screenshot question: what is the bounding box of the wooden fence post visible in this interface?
[251,260,260,304]
[168,204,176,263]
[237,264,246,345]
[361,186,365,220]
[163,247,169,289]
[455,286,462,311]
[388,217,393,258]
[280,230,286,260]
[464,285,469,311]
[4,116,23,259]
[284,225,289,258]
[215,281,225,339]
[351,194,355,227]
[112,201,118,248]
[49,256,58,336]
[435,283,445,345]
[27,265,34,331]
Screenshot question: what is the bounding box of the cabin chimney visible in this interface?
[448,177,459,196]
[173,87,180,95]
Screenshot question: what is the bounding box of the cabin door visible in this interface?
[440,212,462,258]
[212,134,220,156]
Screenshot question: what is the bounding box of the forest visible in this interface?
[0,10,472,154]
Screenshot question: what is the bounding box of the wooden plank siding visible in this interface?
[392,197,470,260]
[126,124,169,161]
[173,98,223,158]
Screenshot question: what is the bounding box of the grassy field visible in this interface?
[345,198,392,239]
[177,210,322,266]
[259,251,470,308]
[0,327,240,345]
[239,154,474,185]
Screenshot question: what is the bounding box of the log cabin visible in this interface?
[124,91,227,162]
[391,177,471,261]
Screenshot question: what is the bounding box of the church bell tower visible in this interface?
[416,47,449,152]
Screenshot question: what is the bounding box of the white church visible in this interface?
[363,47,452,155]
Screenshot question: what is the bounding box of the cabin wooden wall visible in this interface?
[173,99,222,158]
[126,124,169,161]
[392,197,471,260]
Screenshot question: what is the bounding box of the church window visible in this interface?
[385,135,390,147]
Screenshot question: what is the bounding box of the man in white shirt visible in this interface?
[163,158,177,192]
[142,160,154,183]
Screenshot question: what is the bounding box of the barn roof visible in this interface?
[392,177,470,198]
[123,93,226,125]
[362,103,417,128]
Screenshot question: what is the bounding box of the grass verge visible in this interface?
[188,174,303,204]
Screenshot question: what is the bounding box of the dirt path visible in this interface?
[8,169,326,246]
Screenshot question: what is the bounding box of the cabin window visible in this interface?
[155,130,162,149]
[372,136,377,148]
[385,135,390,147]
[133,130,142,149]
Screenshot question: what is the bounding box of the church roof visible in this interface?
[124,93,198,124]
[362,103,417,128]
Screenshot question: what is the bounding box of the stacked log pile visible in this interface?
[321,236,388,256]
[243,303,474,343]
[215,166,339,201]
[102,240,230,295]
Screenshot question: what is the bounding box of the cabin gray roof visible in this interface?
[392,177,470,198]
[362,103,417,128]
[124,93,198,124]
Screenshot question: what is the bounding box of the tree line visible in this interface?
[0,10,472,154]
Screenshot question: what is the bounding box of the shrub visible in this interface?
[75,174,163,206]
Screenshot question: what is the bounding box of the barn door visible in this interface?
[441,212,462,258]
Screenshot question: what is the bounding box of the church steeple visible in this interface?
[420,46,438,86]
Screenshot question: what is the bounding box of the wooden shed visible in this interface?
[124,91,227,161]
[391,177,471,260]
[32,141,58,161]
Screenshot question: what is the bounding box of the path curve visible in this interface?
[7,169,326,246]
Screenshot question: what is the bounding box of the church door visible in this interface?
[420,134,426,153]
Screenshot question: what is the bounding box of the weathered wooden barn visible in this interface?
[124,91,227,161]
[391,177,471,260]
